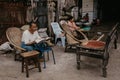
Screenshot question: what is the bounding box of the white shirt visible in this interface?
[21,30,41,44]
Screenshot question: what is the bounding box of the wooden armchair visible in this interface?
[60,23,105,52]
[76,23,118,77]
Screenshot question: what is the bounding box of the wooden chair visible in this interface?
[76,23,118,77]
[21,50,41,77]
[6,27,42,77]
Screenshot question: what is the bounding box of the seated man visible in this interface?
[21,22,47,57]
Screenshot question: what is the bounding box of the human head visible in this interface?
[67,16,74,21]
[85,13,88,16]
[29,21,38,33]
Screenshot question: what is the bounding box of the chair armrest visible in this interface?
[76,45,104,51]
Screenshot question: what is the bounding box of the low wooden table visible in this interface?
[20,50,41,78]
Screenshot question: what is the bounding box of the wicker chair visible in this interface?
[6,27,26,60]
[6,27,42,77]
[60,23,88,52]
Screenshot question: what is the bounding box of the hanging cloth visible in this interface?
[64,0,76,11]
[26,6,34,23]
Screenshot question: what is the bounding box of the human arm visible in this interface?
[72,22,80,29]
[68,21,79,28]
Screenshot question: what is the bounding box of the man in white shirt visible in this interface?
[21,22,43,51]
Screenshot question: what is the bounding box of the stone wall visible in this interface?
[82,0,94,23]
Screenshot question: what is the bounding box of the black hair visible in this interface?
[67,16,73,21]
[28,21,37,28]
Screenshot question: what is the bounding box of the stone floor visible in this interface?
[0,22,120,80]
[0,43,120,80]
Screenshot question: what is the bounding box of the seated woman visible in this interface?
[67,16,87,39]
[67,16,83,31]
[81,13,89,23]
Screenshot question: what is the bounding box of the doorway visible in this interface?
[98,0,120,22]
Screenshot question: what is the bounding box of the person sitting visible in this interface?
[21,21,48,58]
[67,16,83,31]
[67,16,86,40]
[92,18,100,26]
[81,13,89,23]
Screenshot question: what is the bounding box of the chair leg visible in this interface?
[25,59,29,78]
[43,53,46,69]
[36,56,41,72]
[102,59,107,77]
[102,56,109,77]
[76,53,81,70]
[114,39,117,49]
[22,58,24,73]
[15,54,19,61]
[65,45,67,52]
[47,51,49,60]
[61,37,65,47]
[14,54,17,61]
[51,49,56,64]
[15,54,22,61]
[65,44,69,52]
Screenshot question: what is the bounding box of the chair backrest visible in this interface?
[61,24,88,42]
[21,25,30,31]
[6,27,25,51]
[105,23,118,51]
[51,22,63,35]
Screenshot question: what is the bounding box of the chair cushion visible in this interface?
[21,50,39,58]
[82,40,105,49]
[38,28,47,32]
[21,25,30,31]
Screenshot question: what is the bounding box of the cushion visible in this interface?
[21,50,39,58]
[38,28,48,38]
[38,28,47,32]
[82,40,105,49]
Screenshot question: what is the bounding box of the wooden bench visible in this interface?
[76,23,119,77]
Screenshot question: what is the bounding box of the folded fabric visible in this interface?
[82,40,105,49]
[82,26,91,31]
